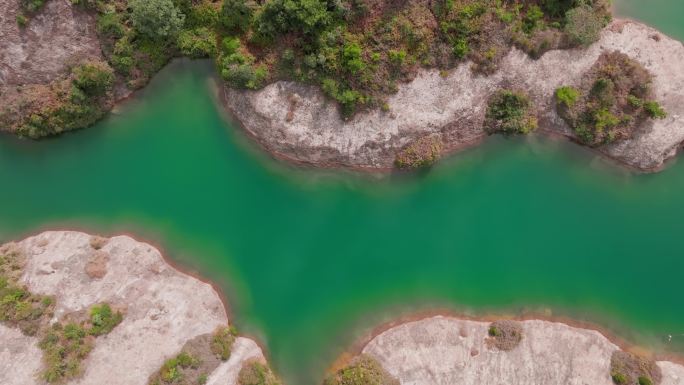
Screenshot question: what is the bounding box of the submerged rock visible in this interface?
[223,20,684,172]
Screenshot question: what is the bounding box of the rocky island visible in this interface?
[0,231,276,385]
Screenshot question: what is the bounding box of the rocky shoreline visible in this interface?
[357,316,684,385]
[1,0,682,172]
[0,231,269,385]
[222,20,684,172]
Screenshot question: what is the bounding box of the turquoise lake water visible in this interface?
[1,2,683,383]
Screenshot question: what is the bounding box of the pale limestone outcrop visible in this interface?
[362,316,684,385]
[223,20,684,171]
[0,231,265,385]
[0,0,101,87]
[0,324,42,384]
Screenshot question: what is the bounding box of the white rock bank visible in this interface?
[223,20,684,171]
[0,231,266,385]
[362,316,684,385]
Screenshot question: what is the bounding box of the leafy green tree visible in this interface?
[129,0,185,41]
[254,0,332,40]
[220,0,255,32]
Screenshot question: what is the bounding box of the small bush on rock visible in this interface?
[323,354,399,385]
[211,325,237,361]
[394,136,443,170]
[178,28,218,58]
[238,359,281,385]
[484,90,537,135]
[72,62,115,97]
[564,5,608,47]
[486,320,523,351]
[555,51,667,147]
[610,351,661,385]
[88,303,123,336]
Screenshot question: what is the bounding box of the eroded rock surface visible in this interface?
[0,0,101,87]
[0,231,265,385]
[362,316,684,385]
[224,20,684,171]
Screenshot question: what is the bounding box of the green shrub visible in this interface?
[0,252,54,335]
[342,42,365,74]
[178,28,218,58]
[72,62,114,97]
[111,37,136,75]
[20,0,46,13]
[555,86,579,107]
[452,38,469,59]
[220,0,254,32]
[522,5,544,34]
[151,352,201,384]
[395,136,443,169]
[611,372,627,384]
[129,0,185,41]
[564,5,606,47]
[211,326,237,361]
[222,37,241,54]
[16,14,28,27]
[97,12,126,38]
[388,49,407,65]
[221,62,268,90]
[644,101,667,119]
[323,355,399,385]
[88,303,123,336]
[237,360,281,385]
[39,322,94,383]
[627,95,643,108]
[638,376,653,385]
[254,0,332,40]
[484,89,537,135]
[186,3,219,29]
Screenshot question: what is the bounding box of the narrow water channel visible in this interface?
[1,2,682,384]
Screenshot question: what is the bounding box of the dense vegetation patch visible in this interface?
[323,354,399,385]
[3,0,613,137]
[39,302,123,383]
[486,320,523,351]
[210,325,238,360]
[238,359,282,385]
[610,351,662,385]
[1,240,123,383]
[555,51,667,146]
[0,244,54,336]
[484,89,537,135]
[149,325,240,385]
[395,136,443,169]
[0,60,115,138]
[81,0,610,117]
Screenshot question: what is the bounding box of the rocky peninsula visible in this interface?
[0,231,273,385]
[338,316,684,385]
[1,0,682,172]
[224,20,684,171]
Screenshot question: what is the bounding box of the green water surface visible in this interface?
[1,3,683,384]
